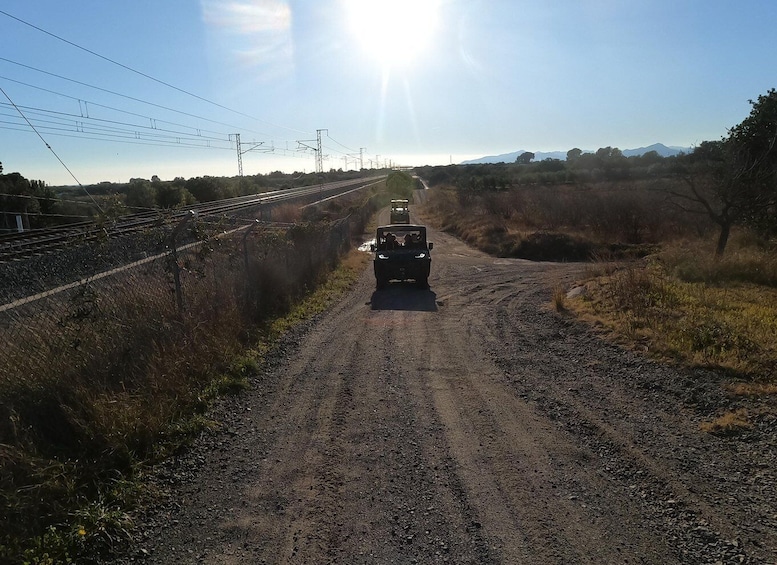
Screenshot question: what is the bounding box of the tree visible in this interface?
[156,183,194,209]
[185,176,223,202]
[670,89,777,256]
[0,172,57,230]
[727,88,777,235]
[536,158,564,173]
[595,146,614,160]
[566,148,582,162]
[595,146,624,162]
[516,151,534,165]
[386,170,414,199]
[125,179,157,209]
[639,150,663,165]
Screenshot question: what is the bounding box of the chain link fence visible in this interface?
[3,214,354,380]
[0,185,387,560]
[0,207,353,480]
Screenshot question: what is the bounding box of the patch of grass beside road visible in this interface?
[254,248,371,353]
[0,236,371,564]
[567,251,777,382]
[418,184,777,392]
[561,237,777,434]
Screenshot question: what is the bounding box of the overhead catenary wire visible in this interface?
[0,192,163,217]
[0,192,95,206]
[0,22,324,175]
[4,211,95,220]
[0,100,312,158]
[0,10,383,179]
[322,134,381,168]
[326,131,359,154]
[0,10,309,136]
[0,68,265,138]
[0,122,233,152]
[0,86,102,211]
[0,74,317,163]
[0,108,231,146]
[0,125,316,168]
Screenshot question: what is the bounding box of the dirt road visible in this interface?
[118,205,777,564]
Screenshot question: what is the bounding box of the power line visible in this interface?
[0,71,312,159]
[0,107,230,146]
[0,11,376,177]
[1,86,102,211]
[0,123,232,151]
[0,121,316,171]
[6,211,95,220]
[0,192,146,215]
[0,67,263,137]
[0,112,231,148]
[0,9,309,135]
[326,132,358,154]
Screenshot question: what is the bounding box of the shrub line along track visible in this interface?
[110,198,776,564]
[0,176,384,263]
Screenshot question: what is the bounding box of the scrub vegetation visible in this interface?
[421,178,777,385]
[419,89,777,409]
[0,175,399,564]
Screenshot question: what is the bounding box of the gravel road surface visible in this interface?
[113,201,777,564]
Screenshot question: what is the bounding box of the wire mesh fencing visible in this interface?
[0,214,355,423]
[0,212,361,555]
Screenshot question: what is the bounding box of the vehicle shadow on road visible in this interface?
[369,285,438,312]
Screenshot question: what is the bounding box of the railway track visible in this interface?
[0,176,384,262]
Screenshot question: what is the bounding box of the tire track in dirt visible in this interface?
[400,265,678,563]
[444,247,767,563]
[113,196,774,564]
[218,297,500,564]
[221,312,359,563]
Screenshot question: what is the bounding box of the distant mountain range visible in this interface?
[461,143,691,165]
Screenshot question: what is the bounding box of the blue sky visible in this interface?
[1,0,776,185]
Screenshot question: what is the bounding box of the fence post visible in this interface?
[243,220,261,309]
[243,219,261,272]
[167,210,197,313]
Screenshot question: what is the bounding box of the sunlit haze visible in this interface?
[346,0,441,68]
[1,1,776,185]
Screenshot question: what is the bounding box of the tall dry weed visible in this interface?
[1,218,355,560]
[272,203,302,223]
[662,237,777,287]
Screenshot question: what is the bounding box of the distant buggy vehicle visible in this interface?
[370,224,433,289]
[389,199,410,223]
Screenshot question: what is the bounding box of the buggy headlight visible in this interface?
[414,253,426,259]
[377,253,389,259]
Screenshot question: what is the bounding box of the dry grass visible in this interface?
[567,245,777,383]
[422,183,665,261]
[552,285,567,312]
[699,409,753,435]
[272,203,302,223]
[420,179,777,447]
[421,183,777,386]
[662,235,777,287]
[0,244,254,560]
[0,219,361,562]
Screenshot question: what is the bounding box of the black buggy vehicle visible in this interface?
[389,199,410,224]
[370,224,433,289]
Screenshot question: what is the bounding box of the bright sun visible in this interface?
[345,0,440,68]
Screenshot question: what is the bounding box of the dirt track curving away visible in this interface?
[115,198,777,564]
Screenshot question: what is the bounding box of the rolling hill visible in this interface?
[461,143,690,165]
